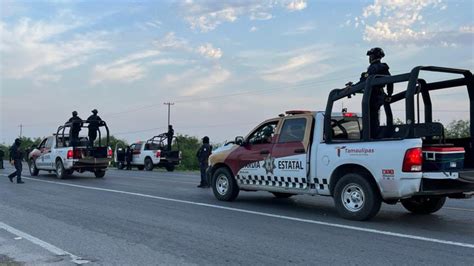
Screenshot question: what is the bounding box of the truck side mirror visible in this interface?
[235,136,245,146]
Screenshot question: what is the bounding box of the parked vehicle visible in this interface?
[115,135,181,172]
[28,121,112,179]
[207,66,474,220]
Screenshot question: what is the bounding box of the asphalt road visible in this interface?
[0,162,473,265]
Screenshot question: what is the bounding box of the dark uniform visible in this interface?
[196,136,212,188]
[8,138,24,184]
[0,148,4,169]
[356,47,392,138]
[87,109,102,147]
[125,146,133,170]
[67,111,83,146]
[166,125,174,151]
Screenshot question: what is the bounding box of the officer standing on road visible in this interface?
[0,148,5,169]
[67,111,83,146]
[196,136,212,188]
[125,146,133,170]
[7,138,24,184]
[166,125,174,151]
[87,109,102,147]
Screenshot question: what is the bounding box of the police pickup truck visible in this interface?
[115,138,181,171]
[28,121,112,179]
[207,66,474,220]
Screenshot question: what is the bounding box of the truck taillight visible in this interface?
[156,150,161,157]
[403,148,423,172]
[67,150,73,159]
[107,148,113,158]
[343,112,356,117]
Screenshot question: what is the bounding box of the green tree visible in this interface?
[173,134,201,171]
[445,119,470,138]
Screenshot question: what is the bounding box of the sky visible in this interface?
[1,0,473,144]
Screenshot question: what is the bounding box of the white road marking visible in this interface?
[0,222,89,264]
[445,207,474,212]
[9,175,474,249]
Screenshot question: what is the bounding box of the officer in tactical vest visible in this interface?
[196,136,212,188]
[67,111,83,146]
[87,109,102,147]
[347,47,392,138]
[8,138,24,184]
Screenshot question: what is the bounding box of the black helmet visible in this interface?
[72,111,78,116]
[91,109,98,114]
[202,136,210,144]
[14,138,21,145]
[367,47,385,59]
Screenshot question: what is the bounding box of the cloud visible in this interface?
[92,63,146,85]
[180,0,308,32]
[0,13,109,83]
[153,32,190,50]
[261,48,332,83]
[91,49,160,84]
[283,21,316,35]
[286,0,307,11]
[250,26,258,32]
[197,43,223,59]
[150,58,195,66]
[162,66,231,96]
[359,0,472,46]
[91,32,223,84]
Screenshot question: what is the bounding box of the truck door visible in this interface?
[271,116,312,189]
[228,120,280,185]
[36,138,48,168]
[130,143,142,164]
[42,137,54,169]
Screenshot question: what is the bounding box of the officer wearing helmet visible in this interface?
[86,109,103,147]
[360,47,391,83]
[196,136,212,188]
[7,138,24,184]
[67,111,83,146]
[348,47,392,138]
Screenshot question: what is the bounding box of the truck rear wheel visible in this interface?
[165,164,175,172]
[144,158,154,171]
[212,168,239,201]
[333,173,381,221]
[94,170,106,178]
[55,159,67,179]
[29,159,39,176]
[401,196,446,214]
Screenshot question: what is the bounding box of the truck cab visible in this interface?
[207,66,474,221]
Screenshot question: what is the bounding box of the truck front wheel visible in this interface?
[29,159,39,176]
[333,173,381,221]
[211,168,239,201]
[401,196,446,214]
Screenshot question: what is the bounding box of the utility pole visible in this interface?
[163,102,175,127]
[19,124,23,138]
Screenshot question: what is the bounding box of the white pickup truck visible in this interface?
[207,66,474,220]
[28,122,112,179]
[115,140,180,171]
